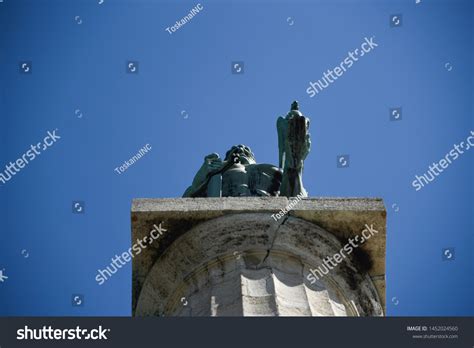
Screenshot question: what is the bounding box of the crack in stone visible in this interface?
[258,214,290,268]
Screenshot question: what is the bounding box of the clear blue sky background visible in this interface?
[0,0,472,316]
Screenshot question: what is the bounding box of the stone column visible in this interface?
[131,197,386,316]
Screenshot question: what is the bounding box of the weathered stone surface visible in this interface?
[131,197,386,316]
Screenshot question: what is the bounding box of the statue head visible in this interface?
[224,144,256,165]
[287,100,303,118]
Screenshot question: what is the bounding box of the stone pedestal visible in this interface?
[131,197,386,316]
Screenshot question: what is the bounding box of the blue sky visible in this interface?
[0,0,472,316]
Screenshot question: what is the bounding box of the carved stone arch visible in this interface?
[135,213,383,316]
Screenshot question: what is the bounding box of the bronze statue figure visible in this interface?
[183,101,311,198]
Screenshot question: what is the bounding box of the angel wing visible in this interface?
[276,116,288,169]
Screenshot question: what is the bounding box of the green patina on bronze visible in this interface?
[183,101,311,198]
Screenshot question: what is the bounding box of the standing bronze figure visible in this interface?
[183,101,311,198]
